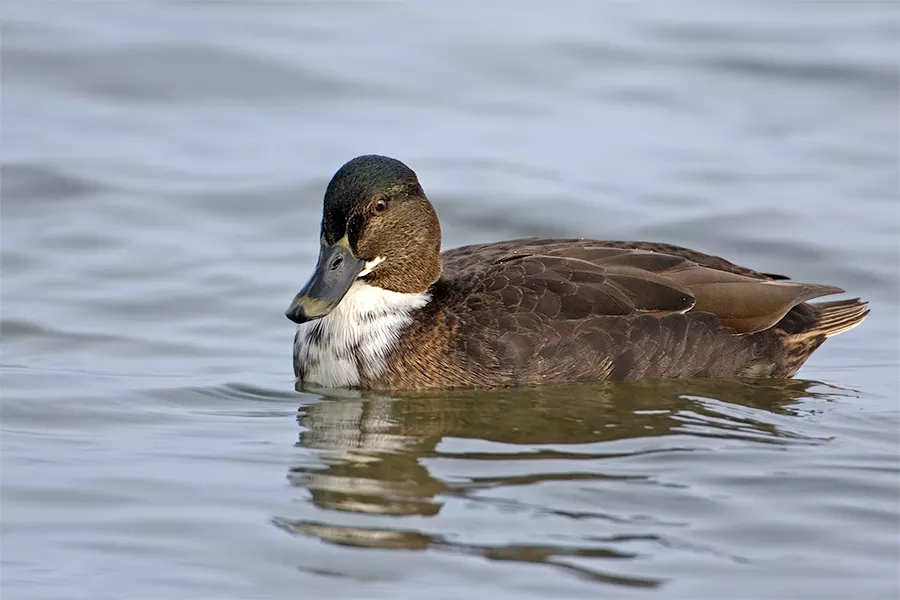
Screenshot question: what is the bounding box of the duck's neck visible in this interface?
[293,281,431,387]
[359,201,443,294]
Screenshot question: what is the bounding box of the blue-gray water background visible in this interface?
[2,3,899,599]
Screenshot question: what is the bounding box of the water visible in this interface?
[2,2,898,598]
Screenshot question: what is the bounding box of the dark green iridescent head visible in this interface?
[321,155,423,246]
[286,155,442,324]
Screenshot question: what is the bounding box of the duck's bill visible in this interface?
[285,242,365,324]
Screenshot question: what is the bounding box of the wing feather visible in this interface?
[443,239,843,334]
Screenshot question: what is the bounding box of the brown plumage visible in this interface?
[286,155,869,390]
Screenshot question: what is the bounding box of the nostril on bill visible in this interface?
[330,256,343,271]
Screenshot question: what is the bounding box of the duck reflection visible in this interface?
[277,378,847,578]
[289,388,445,517]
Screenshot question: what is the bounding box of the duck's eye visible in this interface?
[373,199,387,214]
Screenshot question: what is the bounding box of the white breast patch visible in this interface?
[293,282,431,387]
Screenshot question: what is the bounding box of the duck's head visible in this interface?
[286,155,442,324]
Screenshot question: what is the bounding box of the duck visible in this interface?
[285,155,869,390]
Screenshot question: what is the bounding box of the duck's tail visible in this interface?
[810,298,870,338]
[766,297,869,378]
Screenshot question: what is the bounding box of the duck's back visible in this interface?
[372,238,868,390]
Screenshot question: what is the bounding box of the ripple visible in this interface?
[186,382,302,404]
[698,55,899,92]
[1,162,113,203]
[271,517,661,588]
[5,44,363,103]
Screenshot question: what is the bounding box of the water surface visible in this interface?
[2,2,899,599]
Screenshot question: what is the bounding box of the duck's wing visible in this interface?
[443,237,780,280]
[446,241,843,334]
